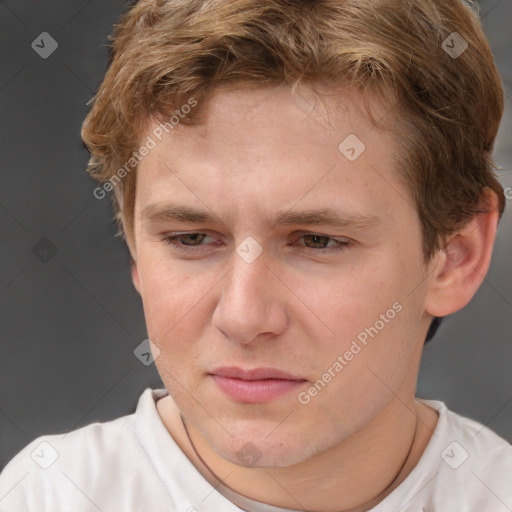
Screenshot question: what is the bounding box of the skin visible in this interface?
[128,85,499,511]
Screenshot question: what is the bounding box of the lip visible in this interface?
[209,366,307,404]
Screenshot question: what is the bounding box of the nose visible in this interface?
[212,249,288,344]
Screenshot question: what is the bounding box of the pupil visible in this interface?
[184,234,203,245]
[308,235,327,248]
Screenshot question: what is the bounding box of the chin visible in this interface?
[205,422,330,469]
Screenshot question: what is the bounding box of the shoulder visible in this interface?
[440,402,512,501]
[438,400,512,465]
[0,414,133,510]
[0,388,169,512]
[385,399,512,512]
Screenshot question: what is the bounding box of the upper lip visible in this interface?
[210,366,305,381]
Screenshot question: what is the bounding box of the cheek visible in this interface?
[299,307,418,436]
[138,258,214,395]
[291,260,390,340]
[136,252,214,344]
[294,258,421,420]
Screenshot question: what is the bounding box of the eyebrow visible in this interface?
[141,203,381,230]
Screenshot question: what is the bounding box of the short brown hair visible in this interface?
[81,0,505,260]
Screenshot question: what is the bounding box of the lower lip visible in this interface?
[211,375,307,403]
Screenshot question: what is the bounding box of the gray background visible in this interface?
[0,0,510,471]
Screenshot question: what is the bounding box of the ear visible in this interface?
[424,189,500,317]
[131,260,141,295]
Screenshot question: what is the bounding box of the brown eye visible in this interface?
[173,233,207,246]
[302,234,333,249]
[162,232,216,251]
[292,233,351,253]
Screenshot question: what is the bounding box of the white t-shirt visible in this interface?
[1,388,511,512]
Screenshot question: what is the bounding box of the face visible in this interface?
[131,86,432,468]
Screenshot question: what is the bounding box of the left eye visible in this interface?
[293,234,350,253]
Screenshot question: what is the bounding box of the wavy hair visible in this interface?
[82,0,505,262]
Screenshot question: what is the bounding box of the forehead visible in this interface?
[170,85,389,149]
[134,86,412,230]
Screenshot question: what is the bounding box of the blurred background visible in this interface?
[0,0,511,471]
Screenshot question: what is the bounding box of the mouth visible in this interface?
[209,366,308,404]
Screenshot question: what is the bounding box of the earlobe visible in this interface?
[424,190,499,317]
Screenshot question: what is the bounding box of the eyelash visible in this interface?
[160,232,351,254]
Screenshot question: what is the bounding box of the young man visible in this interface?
[1,0,510,510]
